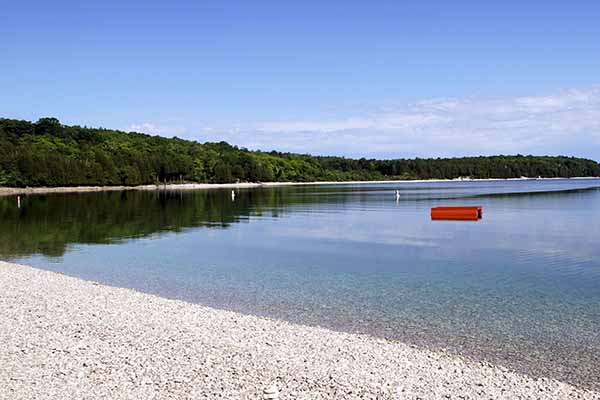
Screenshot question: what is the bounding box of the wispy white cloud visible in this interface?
[245,86,600,158]
[127,86,600,159]
[128,122,186,137]
[255,114,449,133]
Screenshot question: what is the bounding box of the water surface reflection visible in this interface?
[2,180,600,389]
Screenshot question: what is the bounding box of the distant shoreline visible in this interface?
[1,176,599,196]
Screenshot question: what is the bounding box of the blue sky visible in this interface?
[1,1,599,160]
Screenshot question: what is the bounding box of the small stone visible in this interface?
[263,384,279,399]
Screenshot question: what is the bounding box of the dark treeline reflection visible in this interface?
[0,188,316,258]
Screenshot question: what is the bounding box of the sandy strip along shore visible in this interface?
[2,177,599,196]
[0,261,598,400]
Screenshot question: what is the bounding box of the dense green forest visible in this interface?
[1,117,599,187]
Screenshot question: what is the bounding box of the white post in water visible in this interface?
[263,385,279,400]
[17,195,21,209]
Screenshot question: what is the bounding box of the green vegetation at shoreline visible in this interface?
[1,117,599,187]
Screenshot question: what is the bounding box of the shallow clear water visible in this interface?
[2,179,600,389]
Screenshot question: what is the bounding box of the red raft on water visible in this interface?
[431,206,483,221]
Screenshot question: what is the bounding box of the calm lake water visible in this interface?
[2,179,600,389]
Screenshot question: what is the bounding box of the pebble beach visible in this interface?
[0,261,598,400]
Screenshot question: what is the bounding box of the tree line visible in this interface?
[1,117,599,187]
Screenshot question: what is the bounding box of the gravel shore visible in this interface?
[1,261,598,400]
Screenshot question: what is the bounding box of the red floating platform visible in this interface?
[431,206,483,221]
